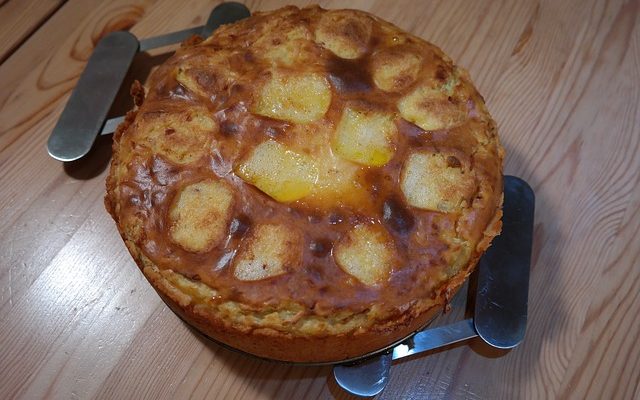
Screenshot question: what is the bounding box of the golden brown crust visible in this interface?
[159,281,446,363]
[105,6,504,363]
[143,259,457,363]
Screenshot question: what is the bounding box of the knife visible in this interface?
[333,175,535,397]
[47,2,251,162]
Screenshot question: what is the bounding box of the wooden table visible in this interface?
[1,0,639,398]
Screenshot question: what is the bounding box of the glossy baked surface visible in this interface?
[105,5,503,360]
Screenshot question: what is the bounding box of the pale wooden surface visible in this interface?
[1,0,639,398]
[0,0,66,63]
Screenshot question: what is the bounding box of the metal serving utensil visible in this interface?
[47,2,250,162]
[334,175,535,397]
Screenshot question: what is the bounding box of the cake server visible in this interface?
[47,2,250,162]
[334,175,535,397]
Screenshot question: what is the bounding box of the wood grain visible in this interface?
[0,0,66,63]
[0,0,639,399]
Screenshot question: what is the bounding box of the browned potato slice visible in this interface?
[315,10,372,59]
[398,78,467,131]
[169,179,234,252]
[253,72,331,123]
[134,107,216,164]
[234,224,302,281]
[174,50,238,98]
[401,152,474,212]
[235,140,318,202]
[332,107,398,166]
[334,224,396,285]
[309,145,366,207]
[259,26,315,66]
[371,48,422,92]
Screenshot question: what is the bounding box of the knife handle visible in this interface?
[47,3,251,162]
[474,175,535,348]
[47,31,139,162]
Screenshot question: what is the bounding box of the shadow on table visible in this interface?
[378,142,566,399]
[189,324,363,400]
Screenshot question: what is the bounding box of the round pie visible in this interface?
[105,5,504,363]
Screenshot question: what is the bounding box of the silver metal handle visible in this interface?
[47,31,139,162]
[47,2,251,161]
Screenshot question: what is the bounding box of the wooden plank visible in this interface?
[0,0,157,313]
[0,0,157,153]
[0,0,66,63]
[0,0,129,111]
